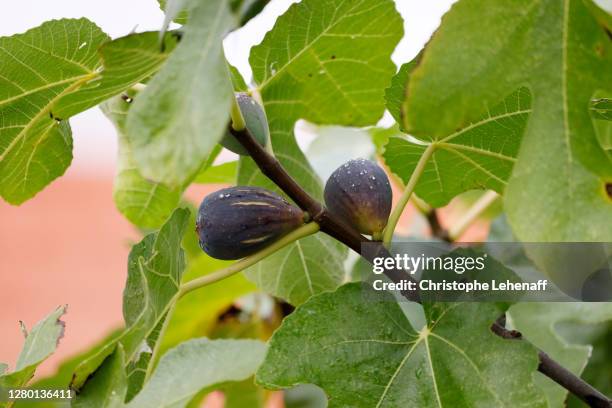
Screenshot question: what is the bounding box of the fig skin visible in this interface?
[220,93,269,155]
[196,186,304,260]
[324,158,392,235]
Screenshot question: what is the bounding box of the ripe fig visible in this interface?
[220,93,269,155]
[196,186,304,260]
[324,158,392,236]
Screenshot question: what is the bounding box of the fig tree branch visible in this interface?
[424,208,451,242]
[492,320,612,407]
[229,123,611,407]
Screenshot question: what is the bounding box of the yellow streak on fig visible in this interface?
[241,234,272,244]
[230,201,276,207]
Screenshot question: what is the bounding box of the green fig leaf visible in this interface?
[257,283,547,407]
[158,253,256,354]
[384,87,531,207]
[0,306,67,390]
[72,345,127,408]
[126,339,266,408]
[244,233,347,306]
[398,0,612,241]
[102,92,181,229]
[0,21,178,205]
[72,208,190,391]
[126,0,234,187]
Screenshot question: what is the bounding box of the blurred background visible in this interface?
[0,0,461,379]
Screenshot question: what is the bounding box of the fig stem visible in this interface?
[448,190,498,240]
[230,94,247,131]
[178,222,320,298]
[382,143,436,244]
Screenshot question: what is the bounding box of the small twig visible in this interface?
[230,123,611,406]
[448,190,498,241]
[492,318,612,407]
[538,352,611,408]
[425,209,451,242]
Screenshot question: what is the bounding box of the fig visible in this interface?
[220,93,269,155]
[196,186,304,260]
[324,158,392,236]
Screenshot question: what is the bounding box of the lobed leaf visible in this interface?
[240,0,403,196]
[397,0,612,241]
[0,21,177,205]
[384,87,531,207]
[0,19,107,204]
[244,233,347,306]
[126,0,234,187]
[257,283,547,407]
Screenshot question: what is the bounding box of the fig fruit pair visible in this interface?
[197,159,391,260]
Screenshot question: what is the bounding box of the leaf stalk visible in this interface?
[383,142,436,244]
[178,222,320,298]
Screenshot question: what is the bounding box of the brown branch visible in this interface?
[492,317,611,407]
[425,209,451,242]
[230,125,611,407]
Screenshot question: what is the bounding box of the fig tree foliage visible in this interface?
[0,0,611,407]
